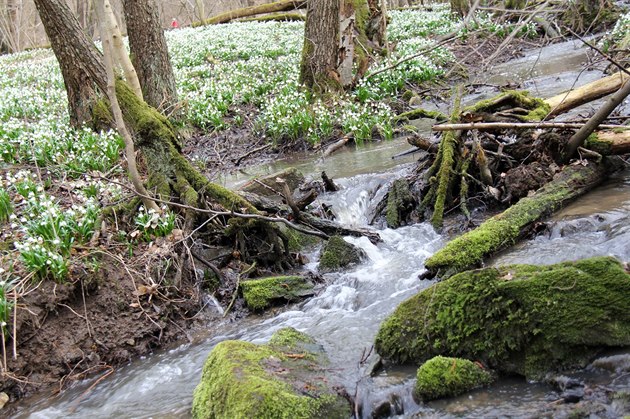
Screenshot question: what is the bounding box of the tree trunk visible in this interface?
[33,0,107,126]
[300,0,342,91]
[450,0,470,16]
[300,0,386,92]
[122,0,178,114]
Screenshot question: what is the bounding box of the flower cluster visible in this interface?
[3,171,99,281]
[133,205,176,241]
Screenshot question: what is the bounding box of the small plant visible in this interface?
[133,206,176,241]
[0,270,15,372]
[0,188,11,223]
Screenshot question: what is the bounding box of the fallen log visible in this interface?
[197,0,306,26]
[239,12,305,22]
[562,75,630,161]
[585,130,630,155]
[544,70,630,117]
[423,159,611,279]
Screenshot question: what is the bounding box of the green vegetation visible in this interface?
[375,257,630,379]
[319,236,366,273]
[415,356,494,401]
[192,328,350,419]
[240,276,314,311]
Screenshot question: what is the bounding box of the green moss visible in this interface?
[192,330,350,419]
[464,90,550,122]
[394,108,448,123]
[269,327,316,350]
[284,226,321,252]
[431,130,458,229]
[386,179,415,228]
[319,235,365,272]
[425,163,605,277]
[584,133,612,155]
[241,276,314,311]
[415,356,494,401]
[375,257,630,379]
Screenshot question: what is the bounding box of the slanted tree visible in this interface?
[33,0,293,268]
[300,0,387,92]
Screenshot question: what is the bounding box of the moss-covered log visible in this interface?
[585,130,630,155]
[424,160,610,278]
[197,0,306,26]
[376,256,630,380]
[239,11,305,22]
[192,328,350,418]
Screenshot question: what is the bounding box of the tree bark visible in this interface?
[300,0,341,91]
[300,0,386,92]
[33,0,107,126]
[122,0,179,114]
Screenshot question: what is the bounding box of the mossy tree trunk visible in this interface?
[300,0,387,92]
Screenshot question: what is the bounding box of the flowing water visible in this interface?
[12,40,630,418]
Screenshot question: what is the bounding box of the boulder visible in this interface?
[375,256,630,379]
[241,275,318,311]
[319,236,366,273]
[414,356,494,401]
[192,328,350,419]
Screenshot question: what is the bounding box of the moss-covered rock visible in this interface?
[192,327,350,419]
[375,257,630,379]
[415,356,494,401]
[319,235,366,273]
[241,275,316,311]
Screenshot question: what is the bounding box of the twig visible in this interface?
[364,34,464,80]
[69,366,114,412]
[223,262,256,317]
[484,0,551,67]
[233,143,272,166]
[433,122,630,131]
[566,28,630,77]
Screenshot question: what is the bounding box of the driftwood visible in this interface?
[423,160,611,279]
[321,171,339,192]
[323,134,353,158]
[198,0,306,26]
[586,130,630,155]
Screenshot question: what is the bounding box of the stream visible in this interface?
[12,39,630,418]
